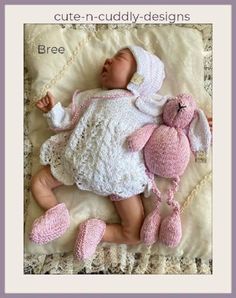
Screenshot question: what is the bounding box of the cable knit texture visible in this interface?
[29,203,70,244]
[74,219,106,261]
[40,88,164,198]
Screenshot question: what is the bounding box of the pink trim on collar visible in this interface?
[90,89,133,101]
[50,89,133,133]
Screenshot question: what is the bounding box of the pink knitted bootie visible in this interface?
[159,209,182,247]
[74,218,106,261]
[29,203,70,244]
[140,207,161,245]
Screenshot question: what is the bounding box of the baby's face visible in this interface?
[100,49,136,90]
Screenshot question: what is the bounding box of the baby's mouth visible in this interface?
[102,66,108,75]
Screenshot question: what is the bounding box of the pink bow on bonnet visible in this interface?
[124,45,167,116]
[127,94,211,248]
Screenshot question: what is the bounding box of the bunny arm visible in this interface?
[127,124,158,152]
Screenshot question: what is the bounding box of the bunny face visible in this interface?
[163,94,196,128]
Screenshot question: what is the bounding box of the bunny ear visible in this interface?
[188,108,212,162]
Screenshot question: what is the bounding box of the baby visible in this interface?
[29,45,168,260]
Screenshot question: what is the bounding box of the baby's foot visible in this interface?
[29,203,70,244]
[74,218,106,261]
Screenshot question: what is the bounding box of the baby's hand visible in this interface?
[36,91,56,113]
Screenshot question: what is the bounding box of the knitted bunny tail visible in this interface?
[74,218,106,261]
[140,206,161,245]
[29,203,70,245]
[159,209,182,248]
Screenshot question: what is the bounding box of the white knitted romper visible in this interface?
[40,88,156,198]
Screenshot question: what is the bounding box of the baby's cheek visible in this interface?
[112,71,129,87]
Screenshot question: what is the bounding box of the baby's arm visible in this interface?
[127,124,157,152]
[36,91,73,130]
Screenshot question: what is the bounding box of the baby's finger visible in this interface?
[44,96,49,105]
[36,101,43,108]
[42,97,48,106]
[42,95,47,101]
[47,91,55,104]
[36,101,46,111]
[47,91,53,98]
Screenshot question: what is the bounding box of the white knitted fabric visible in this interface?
[40,88,166,198]
[135,93,169,117]
[188,108,212,152]
[127,46,165,97]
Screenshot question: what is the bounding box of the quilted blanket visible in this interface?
[24,23,212,274]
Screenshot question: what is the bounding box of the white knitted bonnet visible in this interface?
[126,45,165,97]
[125,45,166,116]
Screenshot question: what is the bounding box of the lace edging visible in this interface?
[24,249,212,274]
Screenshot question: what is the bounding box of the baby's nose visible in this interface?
[105,58,112,65]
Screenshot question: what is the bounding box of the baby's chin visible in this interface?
[100,79,115,90]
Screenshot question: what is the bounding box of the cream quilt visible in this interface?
[24,24,212,260]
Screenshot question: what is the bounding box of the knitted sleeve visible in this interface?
[43,89,99,131]
[43,102,72,129]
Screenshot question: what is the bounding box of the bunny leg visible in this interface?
[140,202,161,245]
[159,206,182,247]
[159,177,182,247]
[141,173,162,245]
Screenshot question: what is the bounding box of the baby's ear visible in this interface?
[188,109,212,162]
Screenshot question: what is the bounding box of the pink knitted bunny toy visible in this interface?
[127,94,211,247]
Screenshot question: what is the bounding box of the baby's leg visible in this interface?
[30,165,70,244]
[74,194,145,260]
[31,165,63,210]
[103,195,145,245]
